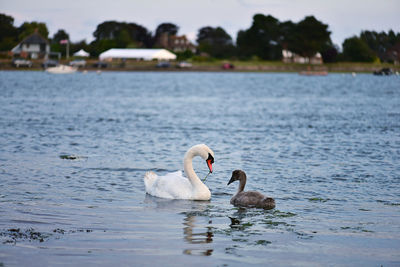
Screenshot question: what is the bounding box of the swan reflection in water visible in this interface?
[143,194,214,256]
[182,214,213,256]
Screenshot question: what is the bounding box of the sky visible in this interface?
[1,0,400,48]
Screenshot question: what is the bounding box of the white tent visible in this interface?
[73,49,89,57]
[99,48,176,61]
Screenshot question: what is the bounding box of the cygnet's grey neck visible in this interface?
[237,174,247,193]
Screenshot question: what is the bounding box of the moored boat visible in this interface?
[46,65,77,74]
[373,68,393,76]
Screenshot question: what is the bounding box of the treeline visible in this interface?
[1,13,399,63]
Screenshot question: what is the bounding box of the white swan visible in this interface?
[144,144,215,200]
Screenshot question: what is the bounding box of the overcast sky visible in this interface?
[1,0,399,47]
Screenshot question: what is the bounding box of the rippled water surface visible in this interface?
[0,71,399,266]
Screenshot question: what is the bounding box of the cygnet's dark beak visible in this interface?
[227,176,235,185]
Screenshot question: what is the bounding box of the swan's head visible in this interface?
[228,170,246,185]
[188,144,215,173]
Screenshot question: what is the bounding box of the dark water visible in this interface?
[0,71,399,266]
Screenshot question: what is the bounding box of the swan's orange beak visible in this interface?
[206,153,214,173]
[206,159,213,173]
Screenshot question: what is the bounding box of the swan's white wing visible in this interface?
[145,171,193,199]
[144,171,157,190]
[163,170,183,178]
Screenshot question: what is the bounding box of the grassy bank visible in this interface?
[192,60,400,73]
[0,58,399,73]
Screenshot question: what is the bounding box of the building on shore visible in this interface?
[282,49,323,64]
[156,33,196,53]
[11,31,50,59]
[99,48,177,61]
[384,43,400,64]
[73,49,89,57]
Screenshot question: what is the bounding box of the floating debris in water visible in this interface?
[308,197,329,203]
[0,228,48,244]
[53,228,65,234]
[59,154,88,160]
[255,239,272,246]
[359,208,371,211]
[60,154,78,160]
[272,210,297,218]
[339,226,374,233]
[376,200,400,206]
[1,228,96,245]
[295,231,314,239]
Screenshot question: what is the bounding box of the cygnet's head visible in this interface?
[227,170,246,185]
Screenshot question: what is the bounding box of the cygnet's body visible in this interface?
[227,170,275,209]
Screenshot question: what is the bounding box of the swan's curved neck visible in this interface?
[183,149,203,187]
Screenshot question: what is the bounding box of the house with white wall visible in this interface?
[282,49,323,64]
[11,31,50,59]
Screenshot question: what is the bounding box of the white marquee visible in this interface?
[99,48,176,61]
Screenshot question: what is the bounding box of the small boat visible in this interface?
[373,68,393,76]
[46,65,77,74]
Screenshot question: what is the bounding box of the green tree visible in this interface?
[387,30,400,46]
[155,23,178,37]
[320,45,339,63]
[116,29,131,47]
[91,21,152,55]
[88,39,118,57]
[279,20,296,49]
[288,16,332,58]
[93,21,152,46]
[236,14,282,60]
[342,36,377,62]
[360,30,400,61]
[196,26,235,58]
[153,22,179,47]
[0,13,18,51]
[176,49,194,60]
[52,29,69,44]
[18,21,49,40]
[50,29,70,56]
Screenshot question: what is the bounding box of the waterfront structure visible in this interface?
[156,33,196,53]
[99,48,177,61]
[11,31,50,59]
[282,49,323,64]
[73,49,89,57]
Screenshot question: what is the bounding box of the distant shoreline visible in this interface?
[1,59,399,73]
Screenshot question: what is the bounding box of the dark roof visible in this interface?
[21,32,49,45]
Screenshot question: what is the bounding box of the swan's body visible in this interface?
[144,144,214,200]
[228,170,275,209]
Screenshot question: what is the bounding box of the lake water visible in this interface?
[0,71,399,266]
